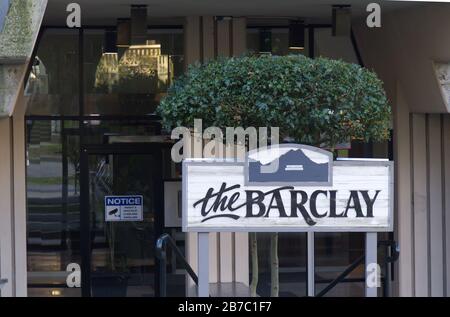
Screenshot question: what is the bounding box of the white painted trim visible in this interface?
[365,232,378,297]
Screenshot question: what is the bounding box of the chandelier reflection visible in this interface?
[94,40,173,95]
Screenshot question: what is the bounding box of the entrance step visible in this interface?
[188,282,256,297]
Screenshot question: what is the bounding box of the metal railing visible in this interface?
[156,234,398,298]
[156,233,199,297]
[316,240,399,297]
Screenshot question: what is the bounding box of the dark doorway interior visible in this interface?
[80,143,166,297]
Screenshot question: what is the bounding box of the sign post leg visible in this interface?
[307,231,315,296]
[197,232,209,297]
[365,232,378,297]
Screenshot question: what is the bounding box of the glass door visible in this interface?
[80,144,163,297]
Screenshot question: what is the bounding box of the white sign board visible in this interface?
[182,144,393,232]
[105,195,143,222]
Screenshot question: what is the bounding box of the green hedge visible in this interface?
[157,55,391,147]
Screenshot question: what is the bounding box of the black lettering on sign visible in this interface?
[192,183,383,226]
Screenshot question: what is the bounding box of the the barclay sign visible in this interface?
[183,144,393,232]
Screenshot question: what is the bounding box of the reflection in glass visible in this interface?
[94,53,119,93]
[26,120,81,297]
[251,233,307,297]
[24,24,184,297]
[88,154,157,297]
[247,27,308,56]
[94,42,173,94]
[314,233,365,296]
[82,119,161,145]
[25,29,79,115]
[84,29,184,115]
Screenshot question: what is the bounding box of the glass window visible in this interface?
[252,233,307,297]
[25,29,80,115]
[247,27,308,56]
[83,29,184,115]
[87,153,158,297]
[82,118,162,144]
[26,120,81,297]
[314,232,365,296]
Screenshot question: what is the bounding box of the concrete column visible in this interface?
[0,83,27,297]
[12,85,27,297]
[0,117,13,297]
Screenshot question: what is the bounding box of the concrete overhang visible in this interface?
[3,0,440,116]
[0,0,47,117]
[42,0,415,25]
[354,4,450,113]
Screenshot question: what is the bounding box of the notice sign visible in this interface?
[183,144,393,232]
[105,195,143,222]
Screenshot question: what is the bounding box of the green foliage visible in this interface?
[157,55,391,147]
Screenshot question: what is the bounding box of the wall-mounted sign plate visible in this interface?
[105,195,143,222]
[183,144,393,232]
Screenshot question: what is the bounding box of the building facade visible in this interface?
[0,0,449,297]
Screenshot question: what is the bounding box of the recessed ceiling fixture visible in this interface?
[116,18,131,48]
[332,5,352,37]
[289,19,305,50]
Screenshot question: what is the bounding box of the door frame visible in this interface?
[80,142,170,297]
